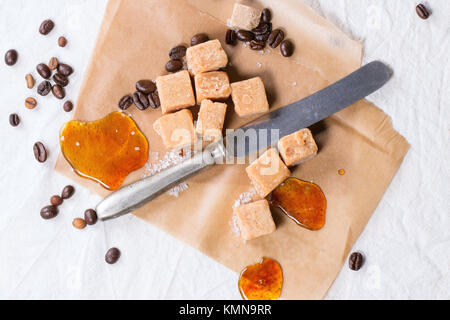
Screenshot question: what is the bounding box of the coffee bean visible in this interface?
[268,29,284,48]
[40,205,58,220]
[61,185,75,200]
[226,29,237,45]
[57,63,73,76]
[50,195,63,206]
[191,33,209,46]
[136,80,156,95]
[48,57,59,70]
[84,209,98,225]
[53,73,69,87]
[52,84,66,100]
[9,114,20,127]
[148,91,161,109]
[416,4,430,19]
[118,95,133,110]
[236,30,255,42]
[25,97,38,110]
[105,248,121,264]
[39,19,54,35]
[255,32,270,42]
[252,22,272,36]
[169,45,187,60]
[349,252,364,271]
[73,218,87,230]
[5,49,18,66]
[63,101,73,112]
[166,59,183,73]
[33,142,47,163]
[261,8,272,23]
[37,81,52,96]
[133,92,149,110]
[25,74,35,89]
[58,36,67,47]
[280,40,294,57]
[36,63,51,79]
[250,40,266,51]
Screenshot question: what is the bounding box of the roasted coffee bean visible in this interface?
[58,36,67,47]
[349,252,364,271]
[48,57,59,70]
[191,33,209,46]
[255,32,270,42]
[50,195,63,206]
[226,29,237,45]
[165,59,183,73]
[63,101,74,112]
[136,80,156,94]
[84,209,98,225]
[268,29,284,48]
[25,97,38,110]
[36,63,51,79]
[39,19,54,35]
[250,40,266,51]
[252,22,272,36]
[53,73,69,87]
[9,114,20,127]
[5,49,18,66]
[105,248,121,264]
[133,92,149,110]
[261,8,272,23]
[169,45,187,60]
[52,84,65,100]
[73,218,87,230]
[25,74,35,89]
[236,30,255,42]
[148,91,161,109]
[37,81,52,96]
[118,95,133,110]
[40,205,58,220]
[57,63,73,76]
[416,4,430,19]
[61,185,75,200]
[33,142,47,163]
[280,40,294,57]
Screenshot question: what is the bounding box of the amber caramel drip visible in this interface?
[271,178,327,231]
[238,258,283,300]
[60,112,149,191]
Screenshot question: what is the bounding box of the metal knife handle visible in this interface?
[96,142,227,221]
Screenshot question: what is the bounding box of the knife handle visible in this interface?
[96,141,227,221]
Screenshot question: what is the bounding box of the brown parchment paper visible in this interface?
[55,0,410,299]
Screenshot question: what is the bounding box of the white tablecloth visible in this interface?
[0,0,448,300]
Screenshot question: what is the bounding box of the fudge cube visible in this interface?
[229,3,262,31]
[196,100,227,141]
[186,39,228,76]
[153,109,196,150]
[278,129,318,167]
[231,77,269,117]
[246,149,291,198]
[234,200,276,241]
[195,71,231,103]
[156,70,196,114]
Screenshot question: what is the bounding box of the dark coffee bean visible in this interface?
[280,40,294,57]
[39,19,54,35]
[148,91,161,109]
[61,185,75,200]
[236,30,255,42]
[50,195,63,206]
[48,57,59,70]
[255,32,270,42]
[84,209,98,225]
[118,95,133,110]
[191,33,209,46]
[268,29,285,48]
[226,29,237,45]
[250,40,266,51]
[63,101,74,112]
[40,205,58,220]
[416,4,430,19]
[25,97,38,110]
[105,248,121,264]
[9,114,20,127]
[33,142,47,163]
[52,84,65,100]
[132,92,149,110]
[252,22,272,36]
[261,8,272,23]
[169,45,187,60]
[5,49,18,66]
[53,73,69,87]
[136,80,156,94]
[58,36,67,47]
[57,63,73,76]
[165,59,183,73]
[349,252,364,271]
[37,81,52,96]
[36,63,51,79]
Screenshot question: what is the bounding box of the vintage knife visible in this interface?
[96,61,391,221]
